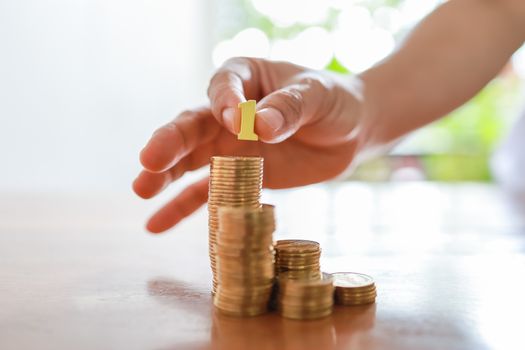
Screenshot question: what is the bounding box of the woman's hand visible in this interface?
[133,57,363,233]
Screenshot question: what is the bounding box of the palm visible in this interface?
[208,114,355,189]
[133,58,360,232]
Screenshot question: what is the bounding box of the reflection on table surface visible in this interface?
[148,277,376,350]
[1,183,524,350]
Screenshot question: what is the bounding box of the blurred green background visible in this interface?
[211,0,525,181]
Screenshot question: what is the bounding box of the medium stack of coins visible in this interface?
[332,272,377,306]
[208,156,263,294]
[277,271,334,320]
[274,240,321,277]
[214,205,275,317]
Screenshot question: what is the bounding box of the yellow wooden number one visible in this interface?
[237,100,258,141]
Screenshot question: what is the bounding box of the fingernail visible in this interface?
[222,107,236,132]
[257,108,284,132]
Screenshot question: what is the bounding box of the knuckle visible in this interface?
[224,56,260,80]
[207,71,242,107]
[207,72,227,97]
[172,110,196,127]
[208,70,237,93]
[223,56,246,67]
[166,121,187,150]
[298,72,332,94]
[212,79,233,96]
[276,88,304,119]
[177,110,194,120]
[225,56,258,68]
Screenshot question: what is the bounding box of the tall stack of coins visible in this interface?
[332,272,377,306]
[214,205,276,317]
[208,156,263,294]
[277,271,334,320]
[274,240,321,278]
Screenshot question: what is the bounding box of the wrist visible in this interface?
[348,73,399,164]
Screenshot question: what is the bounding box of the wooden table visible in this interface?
[1,183,525,350]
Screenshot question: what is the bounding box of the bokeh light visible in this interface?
[270,27,333,69]
[333,6,395,72]
[251,0,330,26]
[373,6,403,34]
[398,0,441,26]
[212,28,269,67]
[512,46,525,79]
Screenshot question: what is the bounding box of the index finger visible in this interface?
[207,57,260,134]
[140,107,220,173]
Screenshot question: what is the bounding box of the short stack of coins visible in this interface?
[208,156,263,295]
[214,205,275,317]
[332,272,377,306]
[274,240,322,277]
[277,271,334,320]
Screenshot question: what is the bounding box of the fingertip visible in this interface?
[133,181,154,200]
[132,171,167,199]
[139,145,165,173]
[132,177,146,198]
[140,126,184,173]
[146,225,162,234]
[255,108,286,143]
[146,210,183,234]
[144,177,208,235]
[145,219,167,234]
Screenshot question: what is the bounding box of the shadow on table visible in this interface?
[148,277,376,350]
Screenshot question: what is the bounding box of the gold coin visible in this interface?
[210,169,262,175]
[276,250,321,257]
[211,161,262,165]
[211,155,263,164]
[331,272,374,287]
[214,304,269,317]
[275,239,320,253]
[335,287,377,297]
[217,259,275,271]
[210,171,263,177]
[211,155,262,160]
[277,269,321,278]
[215,293,272,305]
[337,296,377,303]
[216,240,274,252]
[335,297,376,306]
[208,193,261,200]
[331,272,377,306]
[208,156,271,310]
[208,194,261,200]
[208,189,262,196]
[278,273,332,287]
[211,181,261,187]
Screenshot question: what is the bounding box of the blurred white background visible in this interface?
[0,0,213,193]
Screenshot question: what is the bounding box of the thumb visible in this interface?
[255,78,328,143]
